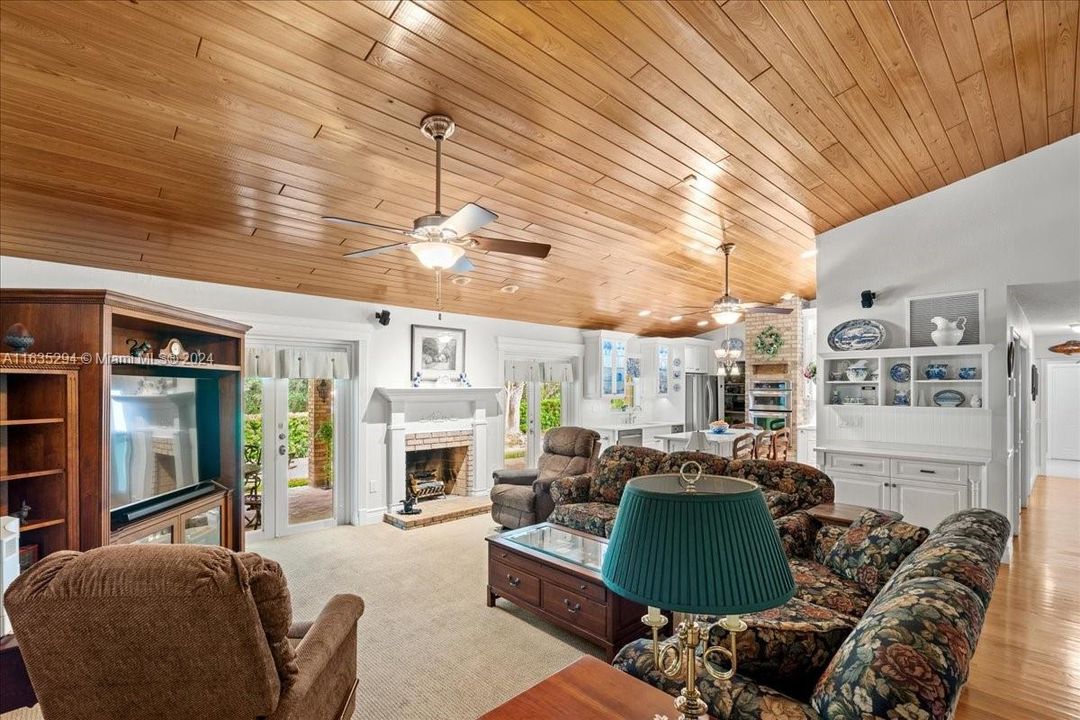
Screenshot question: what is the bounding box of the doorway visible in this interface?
[243,375,342,538]
[1047,362,1080,468]
[504,380,565,469]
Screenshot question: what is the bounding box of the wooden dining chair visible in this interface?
[753,431,773,459]
[731,433,755,460]
[771,428,791,461]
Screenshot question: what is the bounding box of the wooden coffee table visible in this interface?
[478,655,687,719]
[487,523,655,661]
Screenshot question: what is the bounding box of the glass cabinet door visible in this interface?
[182,505,223,545]
[614,341,627,396]
[658,345,669,395]
[601,339,614,395]
[131,524,175,545]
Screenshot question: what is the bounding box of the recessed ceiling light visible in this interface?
[638,309,652,317]
[800,248,818,259]
[1070,322,1080,334]
[450,275,471,286]
[499,284,520,294]
[670,315,683,322]
[697,319,709,327]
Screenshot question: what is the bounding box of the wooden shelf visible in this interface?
[826,380,879,384]
[110,358,242,372]
[0,418,65,426]
[0,468,64,482]
[19,518,65,532]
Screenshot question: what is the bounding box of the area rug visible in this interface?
[1,515,598,720]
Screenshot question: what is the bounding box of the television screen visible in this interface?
[110,375,202,511]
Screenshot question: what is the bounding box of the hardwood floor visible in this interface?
[955,474,1080,720]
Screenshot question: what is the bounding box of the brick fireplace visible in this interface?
[744,297,807,457]
[404,430,475,498]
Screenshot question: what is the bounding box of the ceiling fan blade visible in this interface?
[470,236,551,259]
[743,305,794,315]
[440,202,497,238]
[449,255,475,273]
[323,216,411,235]
[343,242,411,259]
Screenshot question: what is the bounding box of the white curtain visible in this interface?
[280,350,351,379]
[245,345,277,378]
[542,361,575,383]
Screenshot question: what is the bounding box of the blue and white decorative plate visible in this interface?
[889,362,911,383]
[827,319,887,351]
[933,389,965,407]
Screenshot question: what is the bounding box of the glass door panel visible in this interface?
[503,381,529,470]
[242,377,266,535]
[285,378,335,528]
[183,505,222,545]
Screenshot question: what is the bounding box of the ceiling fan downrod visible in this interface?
[420,114,455,217]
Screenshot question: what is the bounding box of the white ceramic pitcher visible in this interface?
[930,316,966,346]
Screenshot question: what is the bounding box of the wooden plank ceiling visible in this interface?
[1,1,1076,335]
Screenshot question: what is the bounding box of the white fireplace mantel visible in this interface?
[376,386,503,507]
[376,386,504,410]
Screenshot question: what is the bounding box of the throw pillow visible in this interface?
[823,509,929,594]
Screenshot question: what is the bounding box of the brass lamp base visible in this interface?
[642,610,746,720]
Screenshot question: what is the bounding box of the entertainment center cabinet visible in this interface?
[0,290,248,551]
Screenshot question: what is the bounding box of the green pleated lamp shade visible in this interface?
[601,474,794,615]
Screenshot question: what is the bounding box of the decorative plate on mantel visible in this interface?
[827,319,887,351]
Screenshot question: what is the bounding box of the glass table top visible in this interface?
[500,523,606,572]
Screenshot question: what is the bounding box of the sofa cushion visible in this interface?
[657,451,729,477]
[588,445,665,504]
[725,459,835,510]
[823,509,929,594]
[812,577,986,720]
[788,558,874,618]
[236,553,299,690]
[763,490,799,519]
[550,502,619,538]
[704,597,858,701]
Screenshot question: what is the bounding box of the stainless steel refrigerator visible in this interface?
[684,372,719,432]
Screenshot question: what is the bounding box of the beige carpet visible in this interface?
[1,515,599,720]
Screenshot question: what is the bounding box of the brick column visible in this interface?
[310,379,333,488]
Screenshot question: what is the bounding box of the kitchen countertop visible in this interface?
[591,421,680,432]
[656,429,763,442]
[814,441,991,465]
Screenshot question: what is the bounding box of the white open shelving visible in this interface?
[819,344,992,411]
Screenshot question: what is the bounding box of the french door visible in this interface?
[504,381,566,468]
[243,375,342,539]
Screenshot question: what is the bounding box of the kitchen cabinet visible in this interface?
[638,339,672,398]
[797,427,817,466]
[816,447,987,531]
[682,342,711,373]
[583,331,633,399]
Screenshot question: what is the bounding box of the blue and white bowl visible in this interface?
[845,366,870,382]
[958,367,977,380]
[925,364,949,380]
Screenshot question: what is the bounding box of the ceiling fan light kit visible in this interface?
[409,241,464,270]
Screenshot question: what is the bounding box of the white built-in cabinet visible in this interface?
[583,330,633,399]
[816,448,986,530]
[682,341,711,373]
[638,338,672,399]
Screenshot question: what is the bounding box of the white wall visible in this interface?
[0,256,584,520]
[815,135,1080,522]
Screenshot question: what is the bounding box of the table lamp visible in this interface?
[601,462,794,720]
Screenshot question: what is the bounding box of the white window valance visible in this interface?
[245,345,278,378]
[505,360,542,383]
[542,361,575,383]
[280,350,351,379]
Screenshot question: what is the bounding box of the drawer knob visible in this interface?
[563,598,582,614]
[498,552,507,558]
[851,462,864,467]
[579,583,588,591]
[506,574,520,587]
[919,469,936,474]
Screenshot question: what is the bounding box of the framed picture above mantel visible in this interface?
[411,325,466,384]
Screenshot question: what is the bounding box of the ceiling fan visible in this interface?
[682,243,794,325]
[323,114,551,276]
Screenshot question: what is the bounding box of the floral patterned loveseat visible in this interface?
[613,508,1010,720]
[548,445,834,538]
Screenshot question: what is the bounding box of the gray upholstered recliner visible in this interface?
[490,426,600,529]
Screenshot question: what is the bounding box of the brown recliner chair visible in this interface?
[4,544,364,720]
[490,426,601,529]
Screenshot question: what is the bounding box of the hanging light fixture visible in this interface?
[714,332,743,376]
[710,244,745,325]
[409,241,465,270]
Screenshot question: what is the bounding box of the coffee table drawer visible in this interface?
[490,558,540,605]
[492,547,608,604]
[541,583,606,637]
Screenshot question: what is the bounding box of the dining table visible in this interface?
[655,427,764,457]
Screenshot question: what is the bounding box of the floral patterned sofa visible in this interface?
[548,445,834,538]
[613,508,1010,720]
